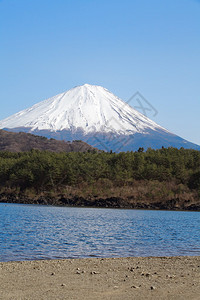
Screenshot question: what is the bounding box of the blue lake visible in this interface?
[0,203,199,262]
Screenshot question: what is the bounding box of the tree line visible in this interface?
[0,147,199,195]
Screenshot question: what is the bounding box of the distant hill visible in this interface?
[0,129,95,152]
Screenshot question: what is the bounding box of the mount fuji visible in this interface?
[0,84,199,152]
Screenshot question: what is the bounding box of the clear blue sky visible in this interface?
[1,0,200,145]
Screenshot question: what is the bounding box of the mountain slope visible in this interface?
[0,84,199,152]
[0,84,166,134]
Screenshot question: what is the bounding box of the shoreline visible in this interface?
[0,256,199,299]
[1,196,200,211]
[1,201,200,213]
[1,253,199,263]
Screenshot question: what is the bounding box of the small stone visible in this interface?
[114,286,119,289]
[145,273,151,277]
[150,286,156,290]
[77,268,80,271]
[91,271,99,275]
[61,283,66,287]
[82,270,86,273]
[51,272,55,276]
[131,285,139,289]
[76,271,81,274]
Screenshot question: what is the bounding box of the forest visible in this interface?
[0,147,200,210]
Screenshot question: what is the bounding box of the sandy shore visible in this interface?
[0,256,199,300]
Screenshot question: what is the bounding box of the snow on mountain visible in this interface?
[0,84,167,135]
[0,84,199,152]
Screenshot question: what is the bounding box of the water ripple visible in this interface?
[0,203,200,262]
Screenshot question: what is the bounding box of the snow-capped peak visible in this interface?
[0,84,167,135]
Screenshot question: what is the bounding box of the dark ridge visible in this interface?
[0,129,95,152]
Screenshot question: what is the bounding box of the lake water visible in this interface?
[0,203,199,262]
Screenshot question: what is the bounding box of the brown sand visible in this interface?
[0,256,199,300]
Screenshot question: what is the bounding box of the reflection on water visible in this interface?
[0,203,199,262]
